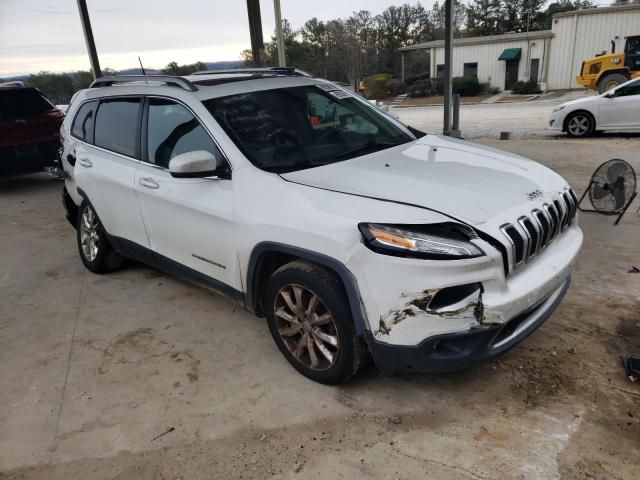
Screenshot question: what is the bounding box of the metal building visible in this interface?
[399,4,640,91]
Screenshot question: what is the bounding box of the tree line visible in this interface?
[247,1,594,85]
[4,1,599,103]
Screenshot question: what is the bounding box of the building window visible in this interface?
[463,63,478,78]
[436,64,445,78]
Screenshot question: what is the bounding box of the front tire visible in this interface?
[264,260,362,385]
[565,111,595,138]
[76,201,123,273]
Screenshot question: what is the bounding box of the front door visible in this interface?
[134,97,236,287]
[530,59,540,83]
[599,78,640,128]
[505,60,519,90]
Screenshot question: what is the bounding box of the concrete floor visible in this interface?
[1,138,639,479]
[392,91,613,140]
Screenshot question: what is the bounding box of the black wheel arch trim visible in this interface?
[246,242,369,337]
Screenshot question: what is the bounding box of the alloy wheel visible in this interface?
[567,115,590,136]
[79,205,100,262]
[273,284,339,371]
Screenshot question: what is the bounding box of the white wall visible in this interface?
[432,39,548,90]
[548,6,640,89]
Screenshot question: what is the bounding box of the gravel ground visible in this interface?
[1,137,639,480]
[392,91,609,140]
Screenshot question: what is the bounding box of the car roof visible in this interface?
[0,82,41,93]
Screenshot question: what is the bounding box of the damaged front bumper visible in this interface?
[366,276,570,374]
[349,221,582,374]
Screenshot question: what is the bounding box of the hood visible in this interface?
[281,135,568,226]
[557,94,601,111]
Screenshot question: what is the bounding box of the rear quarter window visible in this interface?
[71,100,98,143]
[94,98,141,157]
[0,89,54,119]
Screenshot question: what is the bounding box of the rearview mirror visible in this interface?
[168,150,227,179]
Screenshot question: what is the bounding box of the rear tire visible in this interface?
[565,111,595,138]
[598,73,628,94]
[76,201,123,274]
[264,259,362,385]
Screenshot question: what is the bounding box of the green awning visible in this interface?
[498,48,522,61]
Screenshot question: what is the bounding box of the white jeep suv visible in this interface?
[60,69,583,384]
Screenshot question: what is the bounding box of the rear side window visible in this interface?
[146,98,223,168]
[71,101,97,142]
[0,89,54,119]
[94,98,141,157]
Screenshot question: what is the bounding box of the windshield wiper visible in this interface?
[332,137,408,161]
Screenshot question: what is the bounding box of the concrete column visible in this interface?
[76,0,101,79]
[246,0,266,67]
[443,0,454,135]
[274,0,286,67]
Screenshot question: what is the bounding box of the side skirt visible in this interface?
[107,235,245,307]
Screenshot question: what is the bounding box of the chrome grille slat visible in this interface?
[500,189,577,274]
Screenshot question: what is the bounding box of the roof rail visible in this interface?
[90,75,198,92]
[192,67,314,78]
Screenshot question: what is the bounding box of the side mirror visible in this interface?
[168,150,228,179]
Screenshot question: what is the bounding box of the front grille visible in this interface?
[500,189,577,273]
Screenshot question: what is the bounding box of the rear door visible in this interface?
[134,97,235,286]
[74,97,149,248]
[598,79,640,128]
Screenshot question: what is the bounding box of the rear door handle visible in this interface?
[78,158,93,168]
[139,177,159,189]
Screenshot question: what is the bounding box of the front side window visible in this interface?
[616,79,640,97]
[71,100,97,143]
[146,98,223,168]
[203,85,412,173]
[94,98,141,157]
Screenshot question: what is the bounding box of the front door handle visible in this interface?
[78,158,93,168]
[139,177,159,189]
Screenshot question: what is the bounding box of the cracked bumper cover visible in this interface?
[365,276,570,374]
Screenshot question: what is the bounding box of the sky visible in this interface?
[0,0,430,77]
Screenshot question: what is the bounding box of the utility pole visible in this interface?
[246,0,266,67]
[443,0,454,135]
[76,0,102,79]
[274,0,286,67]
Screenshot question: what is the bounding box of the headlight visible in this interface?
[358,223,484,260]
[589,63,601,75]
[552,105,566,113]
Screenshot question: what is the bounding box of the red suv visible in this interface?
[0,82,65,177]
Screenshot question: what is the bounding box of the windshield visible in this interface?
[203,85,413,173]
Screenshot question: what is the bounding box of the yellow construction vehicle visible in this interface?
[577,34,640,93]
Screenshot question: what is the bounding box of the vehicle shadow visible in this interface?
[0,173,62,195]
[592,131,640,139]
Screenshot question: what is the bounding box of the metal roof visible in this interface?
[399,30,553,52]
[552,4,640,19]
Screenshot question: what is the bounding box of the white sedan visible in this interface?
[549,77,640,137]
